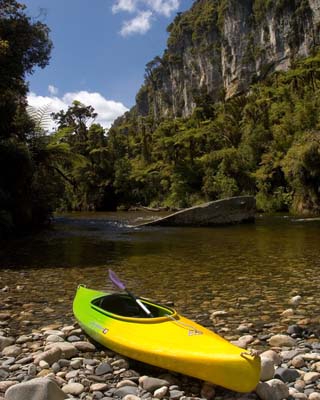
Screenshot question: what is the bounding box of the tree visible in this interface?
[0,0,52,237]
[0,0,52,139]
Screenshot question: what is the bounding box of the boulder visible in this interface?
[4,378,67,400]
[139,376,169,392]
[0,337,14,352]
[256,379,289,400]
[260,357,275,381]
[268,334,296,347]
[34,347,62,366]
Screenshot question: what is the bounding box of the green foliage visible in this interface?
[107,52,320,214]
[167,0,219,49]
[0,0,53,237]
[282,132,320,214]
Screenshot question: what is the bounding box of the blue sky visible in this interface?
[24,0,194,128]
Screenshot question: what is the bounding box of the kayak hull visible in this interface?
[73,285,260,392]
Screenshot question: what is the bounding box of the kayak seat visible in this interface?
[97,294,148,317]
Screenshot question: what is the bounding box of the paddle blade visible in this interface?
[108,269,126,290]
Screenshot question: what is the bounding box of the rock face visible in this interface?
[130,0,320,120]
[139,196,255,227]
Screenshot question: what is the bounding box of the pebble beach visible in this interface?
[0,290,319,400]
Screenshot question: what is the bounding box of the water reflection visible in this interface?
[0,213,319,336]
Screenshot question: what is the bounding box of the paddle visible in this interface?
[108,269,154,318]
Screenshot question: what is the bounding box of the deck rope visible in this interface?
[166,314,203,336]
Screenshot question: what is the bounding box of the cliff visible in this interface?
[133,0,320,120]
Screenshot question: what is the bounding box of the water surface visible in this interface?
[0,212,319,336]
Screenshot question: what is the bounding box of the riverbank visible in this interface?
[0,296,319,400]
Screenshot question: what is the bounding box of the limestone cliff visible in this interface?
[133,0,320,120]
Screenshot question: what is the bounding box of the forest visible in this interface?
[1,0,320,238]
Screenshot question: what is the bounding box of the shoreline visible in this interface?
[0,299,319,400]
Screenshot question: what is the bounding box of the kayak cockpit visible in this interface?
[91,293,177,322]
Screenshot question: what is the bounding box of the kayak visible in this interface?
[73,285,260,392]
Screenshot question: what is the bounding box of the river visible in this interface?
[0,212,319,337]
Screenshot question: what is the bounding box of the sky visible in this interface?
[24,0,194,129]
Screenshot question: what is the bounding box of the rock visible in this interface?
[61,383,84,395]
[236,323,253,333]
[274,367,300,383]
[1,345,21,357]
[291,393,307,399]
[16,355,33,365]
[0,381,18,392]
[70,359,82,369]
[139,376,169,392]
[0,369,9,380]
[311,361,320,372]
[43,330,65,338]
[37,369,51,377]
[65,369,78,380]
[45,335,64,343]
[169,390,185,399]
[302,354,320,361]
[95,362,113,375]
[4,378,67,400]
[309,393,320,400]
[27,364,37,377]
[291,356,305,368]
[154,386,168,399]
[1,358,15,367]
[294,379,305,392]
[287,325,304,337]
[66,335,80,342]
[39,360,50,369]
[34,347,62,366]
[123,396,140,400]
[0,337,15,351]
[290,296,302,306]
[281,309,294,318]
[45,342,78,359]
[90,383,108,392]
[142,197,255,227]
[116,380,137,388]
[268,334,296,347]
[303,372,320,384]
[200,382,215,400]
[113,386,139,397]
[43,307,54,314]
[281,349,303,361]
[51,362,60,373]
[210,310,228,318]
[111,358,129,369]
[0,313,11,321]
[73,341,96,352]
[256,379,289,400]
[260,357,275,381]
[260,350,282,366]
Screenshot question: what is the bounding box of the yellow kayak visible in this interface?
[73,285,260,392]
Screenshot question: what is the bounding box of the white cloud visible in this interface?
[27,90,128,130]
[120,11,153,36]
[48,84,58,95]
[146,0,180,17]
[112,0,137,13]
[112,0,180,36]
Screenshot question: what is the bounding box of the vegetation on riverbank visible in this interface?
[0,0,53,237]
[107,54,320,213]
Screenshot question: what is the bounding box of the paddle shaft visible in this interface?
[108,269,154,317]
[126,289,154,317]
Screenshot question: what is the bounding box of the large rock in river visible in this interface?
[138,196,255,227]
